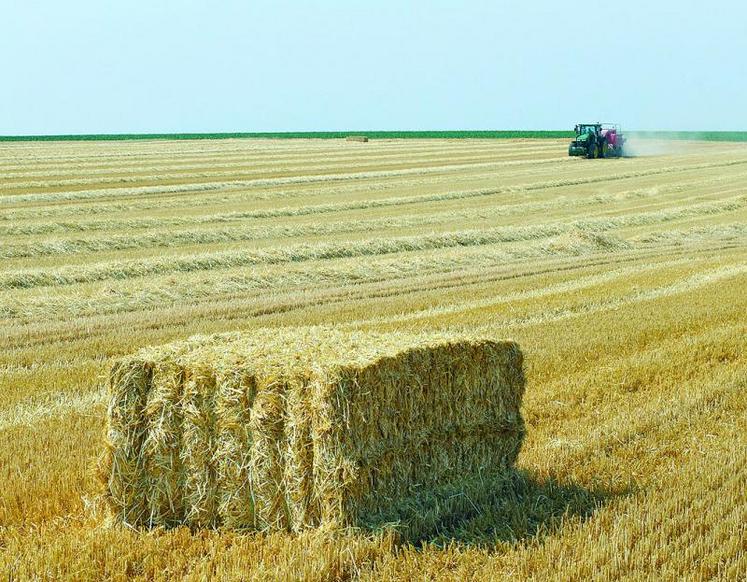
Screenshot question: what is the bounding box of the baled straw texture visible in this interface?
[102,328,525,535]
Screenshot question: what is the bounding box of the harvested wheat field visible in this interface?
[1,137,746,580]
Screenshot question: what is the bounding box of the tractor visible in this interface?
[568,123,625,158]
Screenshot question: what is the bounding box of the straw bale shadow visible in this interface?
[377,469,631,549]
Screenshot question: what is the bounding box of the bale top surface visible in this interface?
[130,327,518,376]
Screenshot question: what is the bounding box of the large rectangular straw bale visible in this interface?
[103,328,525,534]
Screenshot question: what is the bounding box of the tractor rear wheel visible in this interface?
[588,144,599,159]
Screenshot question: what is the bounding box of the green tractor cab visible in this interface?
[569,123,625,159]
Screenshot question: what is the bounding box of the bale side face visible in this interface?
[103,329,525,532]
[309,340,525,529]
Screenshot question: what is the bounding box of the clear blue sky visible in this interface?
[2,1,745,134]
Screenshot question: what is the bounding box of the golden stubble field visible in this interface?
[0,138,745,580]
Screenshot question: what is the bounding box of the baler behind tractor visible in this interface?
[568,123,625,158]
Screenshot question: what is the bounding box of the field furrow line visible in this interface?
[0,156,576,194]
[0,245,712,350]
[4,174,742,237]
[3,157,746,206]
